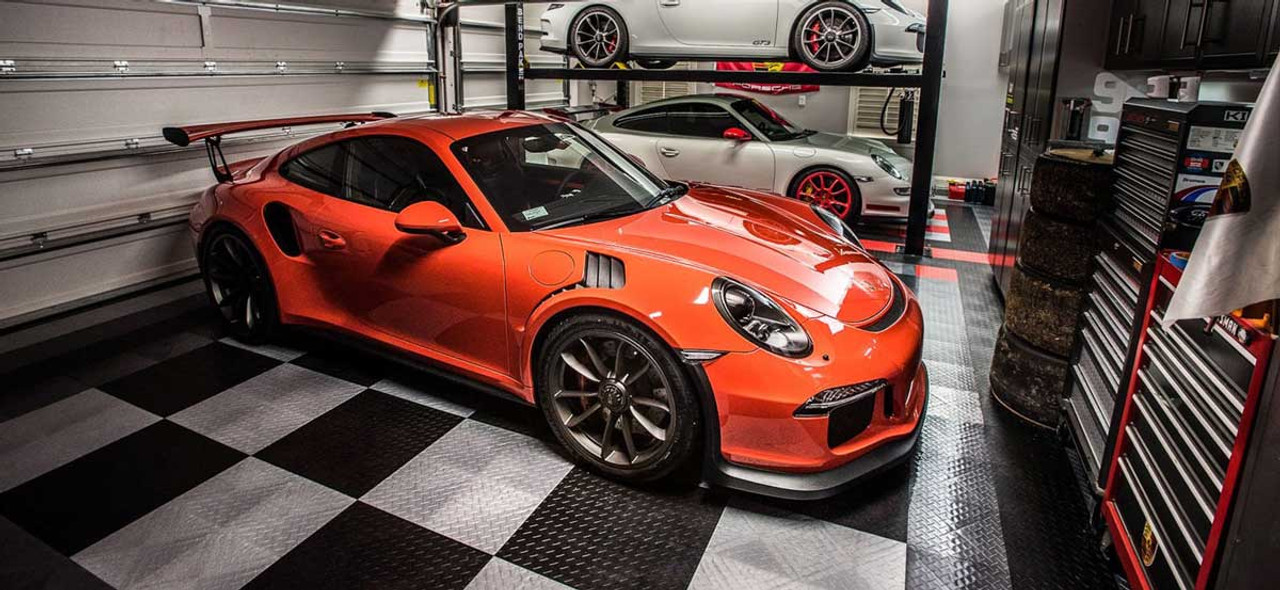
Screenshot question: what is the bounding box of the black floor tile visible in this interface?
[735,459,914,544]
[290,346,392,387]
[0,516,112,589]
[256,389,462,497]
[0,421,243,555]
[99,341,280,416]
[243,502,489,590]
[0,372,88,422]
[499,469,725,590]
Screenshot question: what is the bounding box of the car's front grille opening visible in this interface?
[827,392,879,448]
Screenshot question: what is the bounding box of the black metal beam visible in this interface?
[504,2,525,110]
[904,0,948,257]
[525,67,922,88]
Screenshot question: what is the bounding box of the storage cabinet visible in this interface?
[1107,0,1279,70]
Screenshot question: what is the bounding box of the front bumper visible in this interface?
[691,290,928,500]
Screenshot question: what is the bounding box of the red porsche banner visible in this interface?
[715,62,819,95]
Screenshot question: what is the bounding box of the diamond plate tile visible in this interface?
[0,515,111,589]
[923,361,976,392]
[100,342,281,416]
[219,337,306,363]
[372,375,476,418]
[74,457,352,590]
[689,504,906,590]
[171,364,364,454]
[0,389,159,492]
[499,469,725,590]
[465,558,572,590]
[364,420,573,554]
[243,502,490,590]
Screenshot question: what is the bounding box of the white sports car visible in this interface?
[588,94,918,222]
[540,0,926,72]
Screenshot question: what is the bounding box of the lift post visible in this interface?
[904,0,948,257]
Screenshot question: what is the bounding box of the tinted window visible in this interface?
[613,106,670,134]
[280,144,344,196]
[731,99,809,141]
[281,137,485,229]
[452,123,677,232]
[667,103,741,139]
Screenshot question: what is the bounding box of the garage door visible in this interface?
[455,3,567,111]
[0,0,439,327]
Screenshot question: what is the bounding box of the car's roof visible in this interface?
[367,110,562,141]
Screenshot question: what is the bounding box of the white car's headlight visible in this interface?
[812,204,865,250]
[547,3,565,10]
[871,154,904,180]
[712,278,812,358]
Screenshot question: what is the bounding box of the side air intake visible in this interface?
[583,252,625,289]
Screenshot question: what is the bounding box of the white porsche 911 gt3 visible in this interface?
[588,94,921,223]
[540,0,925,72]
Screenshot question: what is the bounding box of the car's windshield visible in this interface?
[452,122,680,232]
[731,99,811,141]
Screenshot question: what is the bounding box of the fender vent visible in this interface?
[583,252,625,289]
[263,202,301,256]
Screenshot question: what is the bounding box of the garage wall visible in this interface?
[925,0,1007,180]
[457,3,567,111]
[0,0,438,327]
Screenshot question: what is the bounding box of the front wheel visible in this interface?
[201,227,279,343]
[793,1,872,72]
[791,168,863,224]
[537,313,700,483]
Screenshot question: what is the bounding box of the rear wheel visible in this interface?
[791,168,863,224]
[570,7,628,68]
[538,313,700,483]
[793,2,872,72]
[201,227,278,343]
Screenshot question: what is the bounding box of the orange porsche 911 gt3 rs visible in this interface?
[165,110,927,499]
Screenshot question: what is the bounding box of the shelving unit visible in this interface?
[496,0,949,257]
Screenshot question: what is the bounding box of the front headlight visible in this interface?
[547,3,565,10]
[811,204,864,249]
[712,278,812,358]
[871,154,904,180]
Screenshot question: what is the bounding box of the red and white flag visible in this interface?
[1165,68,1280,325]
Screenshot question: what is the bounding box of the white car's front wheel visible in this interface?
[571,7,628,68]
[790,168,863,224]
[793,2,872,72]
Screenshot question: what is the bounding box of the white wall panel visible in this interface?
[0,0,437,325]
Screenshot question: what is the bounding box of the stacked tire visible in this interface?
[990,149,1113,426]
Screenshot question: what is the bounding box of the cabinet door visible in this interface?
[1270,2,1280,63]
[1161,0,1205,66]
[1199,0,1273,67]
[1107,0,1168,69]
[1106,0,1139,68]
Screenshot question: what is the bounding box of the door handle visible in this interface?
[659,0,680,6]
[318,229,347,250]
[659,147,680,158]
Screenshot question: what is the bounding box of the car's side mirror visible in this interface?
[723,127,752,141]
[395,201,466,244]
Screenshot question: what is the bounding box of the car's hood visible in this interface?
[550,184,897,324]
[784,131,913,180]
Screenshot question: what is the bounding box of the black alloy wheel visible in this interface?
[570,7,629,68]
[201,228,278,342]
[538,313,700,482]
[793,1,872,72]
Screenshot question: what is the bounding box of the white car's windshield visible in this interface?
[452,122,685,232]
[731,99,812,142]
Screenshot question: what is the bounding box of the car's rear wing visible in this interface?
[162,111,396,182]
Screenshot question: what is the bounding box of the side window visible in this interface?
[343,136,486,229]
[667,103,740,139]
[279,144,344,197]
[613,106,671,134]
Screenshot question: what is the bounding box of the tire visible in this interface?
[792,1,872,72]
[537,313,701,483]
[790,167,863,224]
[200,226,279,343]
[635,59,676,70]
[570,7,628,68]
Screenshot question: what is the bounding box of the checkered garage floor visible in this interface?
[1,204,1118,590]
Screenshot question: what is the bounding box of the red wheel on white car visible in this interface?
[792,168,862,224]
[571,7,628,68]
